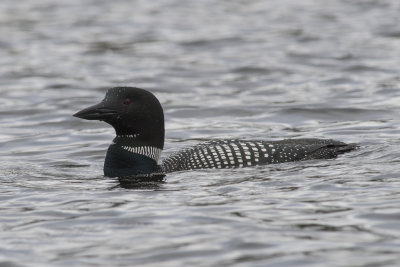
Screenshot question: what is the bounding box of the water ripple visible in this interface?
[1,0,400,266]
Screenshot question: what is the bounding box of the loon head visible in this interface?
[74,87,165,149]
[74,87,165,177]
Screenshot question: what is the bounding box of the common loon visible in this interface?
[73,87,357,177]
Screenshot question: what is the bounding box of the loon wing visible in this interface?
[161,139,357,173]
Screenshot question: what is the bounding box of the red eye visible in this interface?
[123,98,131,105]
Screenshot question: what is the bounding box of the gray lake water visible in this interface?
[1,0,400,266]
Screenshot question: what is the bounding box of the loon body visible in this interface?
[74,87,356,177]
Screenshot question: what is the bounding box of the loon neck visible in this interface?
[112,134,162,162]
[103,135,163,177]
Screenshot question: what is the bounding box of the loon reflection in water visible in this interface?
[73,87,357,178]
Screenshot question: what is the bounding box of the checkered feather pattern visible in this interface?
[161,139,355,173]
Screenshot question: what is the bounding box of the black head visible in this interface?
[74,87,165,149]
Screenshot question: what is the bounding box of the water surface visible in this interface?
[1,0,400,266]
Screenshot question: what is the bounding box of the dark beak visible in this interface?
[73,102,118,121]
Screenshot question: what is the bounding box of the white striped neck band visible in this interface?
[115,134,140,139]
[119,145,162,162]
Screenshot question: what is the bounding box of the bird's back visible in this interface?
[161,138,357,173]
